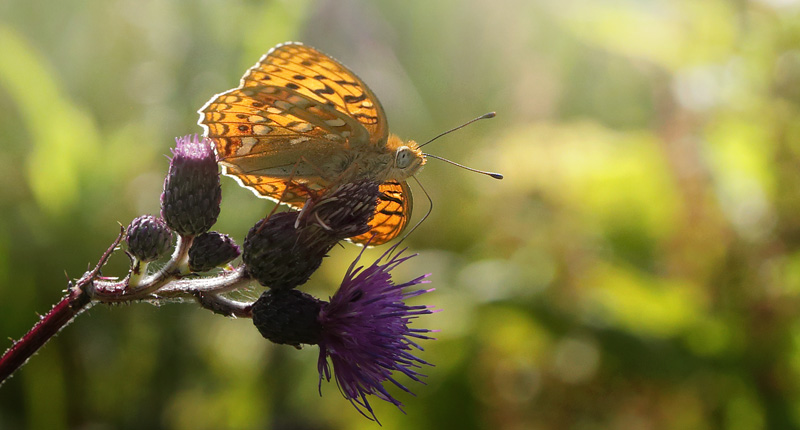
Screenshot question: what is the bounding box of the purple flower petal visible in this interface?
[317,246,437,421]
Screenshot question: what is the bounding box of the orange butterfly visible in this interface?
[198,42,497,245]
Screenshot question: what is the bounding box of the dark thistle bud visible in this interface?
[242,181,380,290]
[188,231,241,272]
[125,215,172,262]
[251,289,323,347]
[303,180,379,240]
[160,134,221,237]
[242,212,335,290]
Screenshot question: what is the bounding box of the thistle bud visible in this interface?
[160,134,221,237]
[251,289,323,347]
[125,215,172,262]
[305,180,379,240]
[242,212,336,290]
[188,231,241,272]
[242,181,380,289]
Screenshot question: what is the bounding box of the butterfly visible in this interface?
[198,42,428,245]
[199,42,502,245]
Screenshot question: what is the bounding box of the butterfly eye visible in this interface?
[395,147,413,169]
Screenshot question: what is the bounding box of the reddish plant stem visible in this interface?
[0,228,123,385]
[0,227,256,385]
[0,284,91,385]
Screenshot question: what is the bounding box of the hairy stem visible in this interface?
[0,229,255,385]
[0,228,122,385]
[0,285,91,385]
[191,291,253,318]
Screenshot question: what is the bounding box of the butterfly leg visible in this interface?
[291,154,339,229]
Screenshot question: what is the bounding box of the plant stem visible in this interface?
[0,229,255,385]
[0,283,91,385]
[0,227,122,385]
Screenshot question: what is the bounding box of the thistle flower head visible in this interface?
[317,246,436,421]
[160,134,221,237]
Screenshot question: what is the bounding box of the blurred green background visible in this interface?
[2,0,800,428]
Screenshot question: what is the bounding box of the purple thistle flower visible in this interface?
[317,246,437,421]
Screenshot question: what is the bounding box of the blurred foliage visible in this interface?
[2,0,800,429]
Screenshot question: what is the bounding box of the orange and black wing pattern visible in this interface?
[350,180,412,246]
[240,42,388,145]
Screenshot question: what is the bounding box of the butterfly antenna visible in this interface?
[422,153,503,180]
[392,176,434,256]
[419,112,496,148]
[419,112,503,180]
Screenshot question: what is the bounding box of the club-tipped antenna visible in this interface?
[419,112,496,148]
[418,111,503,179]
[423,153,504,180]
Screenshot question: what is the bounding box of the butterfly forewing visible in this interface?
[202,87,366,159]
[240,43,389,144]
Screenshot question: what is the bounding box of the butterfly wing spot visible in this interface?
[274,100,293,111]
[352,113,379,125]
[286,121,314,133]
[343,94,366,103]
[237,137,259,156]
[252,125,272,135]
[206,112,224,121]
[314,85,336,96]
[325,118,346,127]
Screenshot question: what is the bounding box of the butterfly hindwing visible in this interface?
[350,180,412,246]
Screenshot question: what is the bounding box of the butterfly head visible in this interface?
[387,135,425,179]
